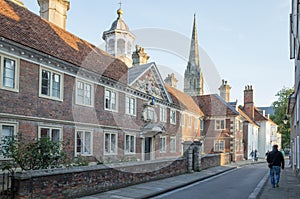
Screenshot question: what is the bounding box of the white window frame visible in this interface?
[160,106,167,122]
[0,122,18,157]
[170,109,176,125]
[125,95,136,116]
[200,119,204,130]
[170,136,176,153]
[124,134,136,154]
[159,136,167,153]
[215,119,226,130]
[0,53,19,92]
[75,129,93,157]
[104,132,118,155]
[105,88,118,112]
[38,126,63,142]
[39,67,63,101]
[75,79,94,107]
[214,140,225,152]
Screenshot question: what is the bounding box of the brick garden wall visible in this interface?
[201,153,231,170]
[13,158,187,199]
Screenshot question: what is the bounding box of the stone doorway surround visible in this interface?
[140,123,165,161]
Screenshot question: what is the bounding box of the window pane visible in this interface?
[2,125,14,139]
[84,132,91,154]
[221,120,225,129]
[1,125,14,153]
[130,98,135,115]
[41,70,50,96]
[76,131,83,153]
[77,82,84,104]
[125,97,129,114]
[51,129,60,142]
[130,136,134,153]
[125,135,129,153]
[111,92,116,110]
[105,134,110,153]
[85,84,91,105]
[105,90,110,109]
[41,128,50,138]
[3,58,15,88]
[111,134,116,153]
[52,74,61,98]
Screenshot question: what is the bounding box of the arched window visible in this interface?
[117,39,125,55]
[107,39,115,55]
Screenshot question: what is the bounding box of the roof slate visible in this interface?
[195,94,239,117]
[165,84,204,116]
[128,63,153,85]
[0,0,128,84]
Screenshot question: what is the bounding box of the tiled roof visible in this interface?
[165,84,204,116]
[0,0,128,83]
[238,106,259,127]
[195,94,239,117]
[254,107,277,125]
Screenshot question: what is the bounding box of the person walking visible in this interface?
[267,144,285,188]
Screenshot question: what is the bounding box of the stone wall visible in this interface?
[13,158,187,199]
[201,153,231,170]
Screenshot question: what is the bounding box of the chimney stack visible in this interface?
[244,85,254,119]
[9,0,26,8]
[219,79,231,102]
[132,45,150,66]
[164,73,178,88]
[37,0,70,30]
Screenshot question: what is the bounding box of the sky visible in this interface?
[21,0,294,106]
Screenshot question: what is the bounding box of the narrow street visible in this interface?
[153,163,268,199]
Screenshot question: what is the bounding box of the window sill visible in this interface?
[39,94,63,102]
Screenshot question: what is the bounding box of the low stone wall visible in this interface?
[13,158,187,199]
[201,153,231,170]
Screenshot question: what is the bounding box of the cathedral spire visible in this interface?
[184,14,204,96]
[188,14,200,69]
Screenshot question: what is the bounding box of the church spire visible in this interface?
[184,14,204,96]
[188,14,200,69]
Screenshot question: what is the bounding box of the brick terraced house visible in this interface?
[195,94,245,161]
[0,0,195,164]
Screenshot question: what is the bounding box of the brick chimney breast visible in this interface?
[244,85,254,119]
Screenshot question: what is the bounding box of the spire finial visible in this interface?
[119,0,122,9]
[117,0,123,18]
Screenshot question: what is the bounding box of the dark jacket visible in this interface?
[267,149,284,169]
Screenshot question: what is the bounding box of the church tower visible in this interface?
[184,15,204,96]
[102,7,135,67]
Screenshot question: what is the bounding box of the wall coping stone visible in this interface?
[13,157,185,180]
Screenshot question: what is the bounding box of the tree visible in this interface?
[271,87,294,149]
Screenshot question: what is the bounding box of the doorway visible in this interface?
[144,137,152,161]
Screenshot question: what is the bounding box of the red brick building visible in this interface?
[195,94,245,161]
[0,0,191,164]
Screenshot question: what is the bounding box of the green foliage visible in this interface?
[1,133,70,173]
[74,155,89,166]
[271,87,294,149]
